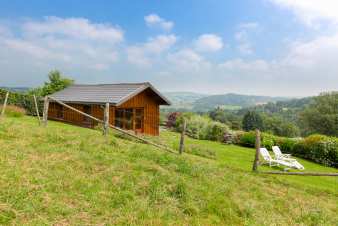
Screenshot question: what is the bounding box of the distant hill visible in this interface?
[192,93,290,112]
[163,92,209,110]
[0,87,30,93]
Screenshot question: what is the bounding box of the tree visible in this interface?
[299,91,338,136]
[262,114,300,137]
[242,111,263,131]
[39,70,74,96]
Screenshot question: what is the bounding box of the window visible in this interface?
[83,105,91,123]
[135,108,144,130]
[114,108,144,131]
[56,104,63,119]
[124,109,133,130]
[115,109,124,128]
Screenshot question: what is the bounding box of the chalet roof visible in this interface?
[49,82,171,106]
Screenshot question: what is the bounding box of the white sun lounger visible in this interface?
[259,148,302,169]
[272,146,304,170]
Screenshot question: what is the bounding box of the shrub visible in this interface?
[206,121,229,142]
[261,133,276,150]
[238,131,256,147]
[2,105,26,117]
[166,112,181,128]
[275,137,298,153]
[292,135,338,167]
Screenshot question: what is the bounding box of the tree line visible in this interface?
[209,91,338,137]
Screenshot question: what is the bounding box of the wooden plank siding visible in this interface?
[48,89,160,136]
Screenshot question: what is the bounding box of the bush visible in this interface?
[275,137,298,153]
[206,121,229,142]
[175,113,229,141]
[235,131,277,149]
[238,131,256,147]
[0,89,42,116]
[166,112,181,128]
[2,105,26,117]
[292,135,338,167]
[261,133,276,150]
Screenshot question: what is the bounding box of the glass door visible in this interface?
[114,108,144,133]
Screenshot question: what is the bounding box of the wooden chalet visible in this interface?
[48,82,171,136]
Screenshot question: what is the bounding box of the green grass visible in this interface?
[0,116,337,225]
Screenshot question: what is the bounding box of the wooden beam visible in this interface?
[1,92,9,117]
[33,95,41,125]
[179,119,186,154]
[48,96,176,153]
[42,96,49,126]
[103,103,109,136]
[258,171,338,176]
[252,129,261,172]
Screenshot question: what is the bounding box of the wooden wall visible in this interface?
[118,89,160,136]
[48,89,160,136]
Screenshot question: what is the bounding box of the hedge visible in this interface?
[234,131,338,168]
[292,135,338,167]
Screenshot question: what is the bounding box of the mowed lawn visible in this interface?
[0,116,337,225]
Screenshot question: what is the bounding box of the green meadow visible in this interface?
[0,116,337,225]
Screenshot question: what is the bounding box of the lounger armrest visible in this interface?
[282,154,292,157]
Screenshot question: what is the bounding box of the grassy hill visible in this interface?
[0,116,337,225]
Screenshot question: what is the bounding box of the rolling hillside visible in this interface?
[0,116,337,225]
[163,92,208,110]
[192,93,290,112]
[162,92,291,112]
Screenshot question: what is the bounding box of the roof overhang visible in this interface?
[116,83,171,106]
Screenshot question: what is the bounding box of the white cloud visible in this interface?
[0,17,123,72]
[167,48,210,71]
[281,33,338,68]
[194,34,223,52]
[144,14,174,31]
[127,34,177,67]
[219,58,269,71]
[268,0,338,27]
[235,22,259,55]
[23,16,124,43]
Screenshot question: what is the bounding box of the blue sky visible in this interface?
[0,0,337,96]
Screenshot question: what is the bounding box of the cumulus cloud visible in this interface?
[268,0,338,27]
[127,34,177,67]
[144,14,174,31]
[167,48,210,71]
[194,34,223,52]
[23,16,124,43]
[0,17,123,72]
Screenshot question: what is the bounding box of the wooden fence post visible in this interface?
[103,103,109,135]
[179,119,187,154]
[42,96,49,126]
[1,92,9,117]
[252,129,261,171]
[33,95,41,125]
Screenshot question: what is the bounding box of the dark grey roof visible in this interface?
[49,82,171,105]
